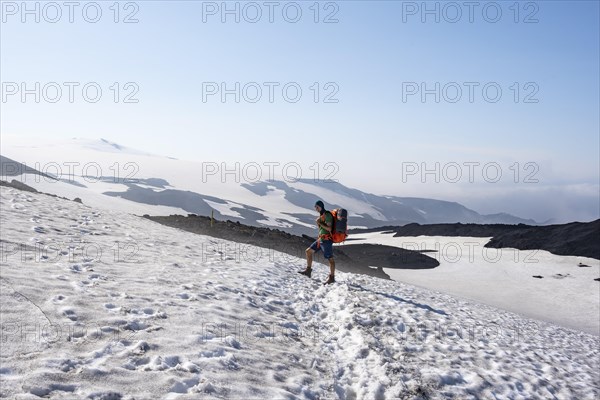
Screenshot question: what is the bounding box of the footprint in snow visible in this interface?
[121,319,151,332]
[52,295,67,303]
[169,377,201,394]
[126,307,165,319]
[131,355,199,373]
[24,383,76,398]
[62,308,78,321]
[45,358,81,373]
[197,292,217,300]
[86,391,123,400]
[181,284,194,290]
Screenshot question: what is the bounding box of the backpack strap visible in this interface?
[319,233,333,241]
[318,211,334,241]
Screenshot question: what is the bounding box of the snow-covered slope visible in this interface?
[346,232,600,335]
[1,137,536,236]
[1,187,598,399]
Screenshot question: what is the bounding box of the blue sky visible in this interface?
[1,1,599,222]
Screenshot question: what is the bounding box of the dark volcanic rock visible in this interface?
[485,220,600,260]
[390,223,523,238]
[0,179,39,193]
[337,244,439,269]
[144,215,441,279]
[1,179,84,204]
[355,221,599,260]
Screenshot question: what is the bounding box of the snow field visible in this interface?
[1,187,598,399]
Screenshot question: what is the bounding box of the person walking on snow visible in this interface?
[299,200,335,285]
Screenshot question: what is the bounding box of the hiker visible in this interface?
[299,200,335,285]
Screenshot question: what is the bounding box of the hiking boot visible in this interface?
[298,268,312,278]
[323,274,335,285]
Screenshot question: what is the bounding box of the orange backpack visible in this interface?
[329,208,348,243]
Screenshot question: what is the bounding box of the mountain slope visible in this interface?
[1,138,537,237]
[1,186,598,399]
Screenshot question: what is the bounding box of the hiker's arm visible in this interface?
[317,216,333,232]
[318,221,332,232]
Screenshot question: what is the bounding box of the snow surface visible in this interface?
[1,187,599,399]
[203,200,245,220]
[9,173,190,217]
[346,232,600,336]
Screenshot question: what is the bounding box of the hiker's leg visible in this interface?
[306,240,320,269]
[322,240,335,276]
[305,247,314,269]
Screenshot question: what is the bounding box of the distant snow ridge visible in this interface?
[1,136,539,238]
[0,186,598,399]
